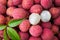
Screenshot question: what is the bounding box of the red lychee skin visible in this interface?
[12,8,27,19]
[55,0,60,6]
[51,25,59,34]
[29,25,42,37]
[49,7,60,19]
[34,0,41,4]
[58,33,60,39]
[22,0,33,9]
[0,30,3,38]
[7,0,21,7]
[7,0,14,7]
[41,28,54,40]
[41,22,52,29]
[12,0,22,6]
[30,4,43,14]
[0,0,7,5]
[53,36,59,40]
[54,16,60,26]
[0,4,6,14]
[19,32,29,40]
[19,20,30,32]
[0,15,6,24]
[41,0,52,9]
[29,36,41,40]
[18,4,22,8]
[6,7,16,17]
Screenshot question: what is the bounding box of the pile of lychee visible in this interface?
[0,0,60,40]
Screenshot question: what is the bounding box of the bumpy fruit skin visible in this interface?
[55,0,60,6]
[22,0,33,9]
[29,25,42,37]
[29,13,41,25]
[49,7,60,19]
[41,0,52,9]
[7,0,14,7]
[19,32,29,40]
[0,30,3,38]
[0,0,7,5]
[40,10,51,22]
[12,8,27,19]
[53,36,59,40]
[41,22,52,29]
[0,15,6,24]
[7,0,21,7]
[6,7,16,17]
[34,0,41,4]
[30,4,43,14]
[19,20,30,32]
[51,25,59,34]
[54,16,60,26]
[41,28,54,40]
[0,4,6,14]
[29,36,41,40]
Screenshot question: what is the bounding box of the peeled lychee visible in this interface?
[12,8,27,19]
[49,7,60,19]
[6,7,16,17]
[30,4,43,14]
[54,16,60,26]
[29,36,41,40]
[41,22,52,29]
[29,25,42,37]
[29,13,41,25]
[19,32,29,40]
[0,15,6,24]
[19,20,30,32]
[40,10,51,22]
[41,0,52,9]
[22,0,33,9]
[41,28,54,40]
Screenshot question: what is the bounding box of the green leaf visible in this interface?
[0,25,6,30]
[7,27,20,40]
[4,30,9,40]
[8,19,23,27]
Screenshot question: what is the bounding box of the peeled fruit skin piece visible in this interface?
[49,7,60,19]
[41,0,52,9]
[0,4,6,14]
[22,0,33,9]
[0,0,7,5]
[29,13,40,25]
[19,20,30,32]
[30,4,43,14]
[54,16,60,26]
[29,25,42,37]
[40,10,51,22]
[51,25,59,34]
[0,15,6,24]
[55,0,60,6]
[41,28,54,40]
[29,36,41,40]
[41,22,52,29]
[12,8,27,19]
[6,7,16,17]
[19,32,29,40]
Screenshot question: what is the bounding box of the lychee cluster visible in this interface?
[0,0,60,40]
